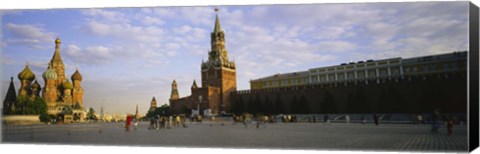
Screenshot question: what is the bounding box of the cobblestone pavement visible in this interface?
[1,122,468,152]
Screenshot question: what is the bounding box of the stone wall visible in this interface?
[231,73,467,114]
[2,115,42,125]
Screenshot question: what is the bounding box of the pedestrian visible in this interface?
[175,115,181,127]
[125,114,132,131]
[168,116,173,129]
[262,115,268,128]
[313,115,316,123]
[324,114,330,125]
[149,117,155,129]
[447,116,455,136]
[155,114,160,130]
[133,118,138,131]
[210,116,215,127]
[373,113,379,125]
[431,108,441,133]
[417,114,423,124]
[345,114,350,124]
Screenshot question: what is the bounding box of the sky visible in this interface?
[1,2,469,115]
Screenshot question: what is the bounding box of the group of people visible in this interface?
[148,115,187,130]
[124,114,138,131]
[232,113,269,128]
[430,108,457,136]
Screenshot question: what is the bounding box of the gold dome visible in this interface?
[31,80,40,89]
[71,69,82,81]
[42,65,58,80]
[18,64,35,81]
[62,80,73,89]
[55,37,61,44]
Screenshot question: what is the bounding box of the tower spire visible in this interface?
[213,7,222,33]
[52,37,63,62]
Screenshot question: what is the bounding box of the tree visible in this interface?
[87,107,96,120]
[14,96,47,115]
[62,105,73,115]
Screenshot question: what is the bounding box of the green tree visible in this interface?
[62,105,73,115]
[14,96,47,115]
[87,107,96,120]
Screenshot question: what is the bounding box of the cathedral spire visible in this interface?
[3,76,17,114]
[149,97,157,112]
[213,8,222,33]
[170,80,179,100]
[191,80,198,89]
[135,104,140,119]
[52,37,63,62]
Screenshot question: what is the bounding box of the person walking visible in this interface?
[133,118,138,131]
[345,114,350,124]
[361,116,366,124]
[417,114,423,124]
[155,114,160,130]
[324,114,330,125]
[447,116,455,136]
[373,113,379,125]
[431,108,441,133]
[167,116,173,129]
[125,114,132,131]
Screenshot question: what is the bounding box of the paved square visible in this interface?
[2,122,468,152]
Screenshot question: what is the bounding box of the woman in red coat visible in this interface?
[125,114,133,131]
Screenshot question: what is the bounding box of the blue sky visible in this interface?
[1,2,469,115]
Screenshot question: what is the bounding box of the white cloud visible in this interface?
[142,16,165,25]
[5,23,56,49]
[64,44,113,64]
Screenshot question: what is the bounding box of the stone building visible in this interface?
[149,96,157,112]
[250,51,467,89]
[170,9,236,116]
[6,38,86,121]
[234,51,468,114]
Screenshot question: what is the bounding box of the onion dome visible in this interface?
[31,80,40,89]
[43,65,58,80]
[55,37,61,45]
[18,64,35,81]
[71,68,83,81]
[62,80,73,89]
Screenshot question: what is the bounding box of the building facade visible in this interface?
[5,38,86,121]
[170,9,237,116]
[250,51,467,90]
